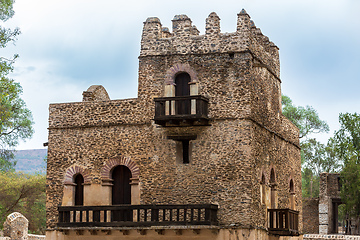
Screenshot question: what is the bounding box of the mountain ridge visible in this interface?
[14,149,47,173]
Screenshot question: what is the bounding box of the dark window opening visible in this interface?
[270,168,276,184]
[290,179,294,193]
[338,177,342,191]
[168,135,196,165]
[260,174,266,204]
[182,140,190,164]
[74,174,84,206]
[229,52,234,59]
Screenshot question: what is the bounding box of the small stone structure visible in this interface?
[319,173,342,234]
[302,173,344,235]
[2,212,45,240]
[3,212,28,240]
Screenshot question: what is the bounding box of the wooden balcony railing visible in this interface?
[268,209,299,236]
[58,204,218,228]
[154,95,209,126]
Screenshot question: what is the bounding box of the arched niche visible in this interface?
[101,156,140,205]
[164,63,199,98]
[62,165,90,206]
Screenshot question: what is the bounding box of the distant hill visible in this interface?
[14,149,47,174]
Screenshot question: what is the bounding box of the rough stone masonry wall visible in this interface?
[46,115,255,228]
[303,198,319,234]
[319,173,341,234]
[251,122,302,230]
[46,10,301,234]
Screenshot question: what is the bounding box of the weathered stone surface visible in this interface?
[3,212,28,240]
[46,10,302,238]
[303,198,319,234]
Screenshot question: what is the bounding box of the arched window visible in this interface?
[289,179,294,193]
[74,174,84,206]
[260,173,266,204]
[270,168,276,209]
[270,168,275,184]
[175,72,191,115]
[112,165,132,205]
[289,179,295,209]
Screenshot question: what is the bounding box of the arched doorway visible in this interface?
[175,72,191,115]
[112,165,132,221]
[112,165,132,204]
[74,174,84,206]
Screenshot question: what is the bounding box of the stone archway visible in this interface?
[101,156,140,205]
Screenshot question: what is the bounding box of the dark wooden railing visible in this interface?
[268,209,299,236]
[154,95,209,126]
[58,204,218,228]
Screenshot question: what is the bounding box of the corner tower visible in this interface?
[137,9,301,231]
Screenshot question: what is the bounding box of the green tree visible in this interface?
[301,138,342,198]
[0,171,46,233]
[0,0,33,171]
[282,95,329,139]
[333,112,360,233]
[282,95,333,198]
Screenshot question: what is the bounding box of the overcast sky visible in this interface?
[3,0,360,150]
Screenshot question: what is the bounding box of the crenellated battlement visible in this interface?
[140,9,280,77]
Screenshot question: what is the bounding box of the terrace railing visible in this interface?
[268,208,299,236]
[58,204,218,228]
[154,95,209,126]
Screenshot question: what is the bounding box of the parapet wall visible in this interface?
[48,98,144,129]
[140,10,280,78]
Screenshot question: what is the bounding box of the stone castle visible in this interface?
[45,10,302,240]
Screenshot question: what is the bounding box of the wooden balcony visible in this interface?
[154,95,209,126]
[268,209,299,236]
[58,204,218,228]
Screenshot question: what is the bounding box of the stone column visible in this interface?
[164,84,175,115]
[189,82,198,114]
[319,173,329,234]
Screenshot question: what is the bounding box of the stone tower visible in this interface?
[46,10,302,240]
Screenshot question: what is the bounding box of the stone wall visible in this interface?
[46,10,302,239]
[319,173,341,234]
[303,198,319,234]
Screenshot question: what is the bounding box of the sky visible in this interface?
[2,0,360,150]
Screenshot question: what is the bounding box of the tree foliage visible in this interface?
[301,137,342,198]
[334,113,360,222]
[282,95,329,139]
[282,95,335,198]
[0,172,46,234]
[0,0,33,171]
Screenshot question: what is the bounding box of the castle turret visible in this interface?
[237,9,251,32]
[172,14,192,37]
[205,12,220,35]
[141,17,162,50]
